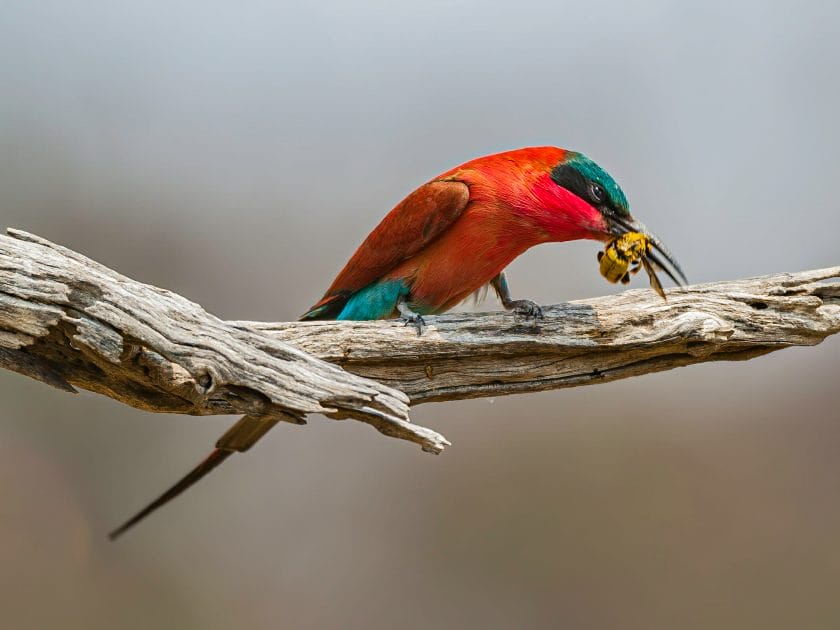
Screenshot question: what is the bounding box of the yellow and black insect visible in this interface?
[598,231,667,299]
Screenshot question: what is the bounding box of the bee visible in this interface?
[598,231,666,299]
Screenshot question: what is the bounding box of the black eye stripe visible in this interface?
[551,164,612,210]
[550,164,591,201]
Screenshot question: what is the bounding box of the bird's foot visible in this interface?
[397,302,426,336]
[401,314,426,336]
[507,299,544,323]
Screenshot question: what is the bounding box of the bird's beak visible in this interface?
[607,213,688,287]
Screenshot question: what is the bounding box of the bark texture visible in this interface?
[258,266,840,403]
[1,228,838,452]
[0,230,444,453]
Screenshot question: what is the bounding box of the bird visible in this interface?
[300,146,684,330]
[108,146,685,540]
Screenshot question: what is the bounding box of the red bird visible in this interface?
[109,146,685,540]
[301,146,684,329]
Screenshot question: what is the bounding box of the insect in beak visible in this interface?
[606,213,687,288]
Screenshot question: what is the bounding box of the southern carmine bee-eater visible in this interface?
[109,146,686,539]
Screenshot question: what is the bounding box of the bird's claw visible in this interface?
[401,314,426,336]
[509,300,544,323]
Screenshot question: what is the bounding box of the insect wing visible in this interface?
[641,256,666,300]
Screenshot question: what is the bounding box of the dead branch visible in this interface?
[1,228,838,453]
[258,267,840,403]
[0,229,445,453]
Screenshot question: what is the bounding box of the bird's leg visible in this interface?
[397,299,426,336]
[491,272,544,322]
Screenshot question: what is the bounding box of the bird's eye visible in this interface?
[589,182,606,203]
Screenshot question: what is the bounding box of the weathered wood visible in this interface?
[0,229,447,453]
[1,228,838,455]
[254,267,840,403]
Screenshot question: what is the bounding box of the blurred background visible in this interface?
[1,1,839,628]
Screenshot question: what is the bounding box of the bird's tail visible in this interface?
[108,448,233,540]
[109,414,282,540]
[299,293,347,320]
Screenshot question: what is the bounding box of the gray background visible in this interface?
[1,1,839,628]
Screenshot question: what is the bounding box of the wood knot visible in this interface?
[67,280,103,308]
[195,368,216,394]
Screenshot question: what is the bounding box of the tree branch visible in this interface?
[257,266,840,403]
[0,229,446,453]
[1,229,838,454]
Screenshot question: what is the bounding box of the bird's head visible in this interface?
[550,151,630,225]
[536,150,686,286]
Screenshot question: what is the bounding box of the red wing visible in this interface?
[302,180,470,319]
